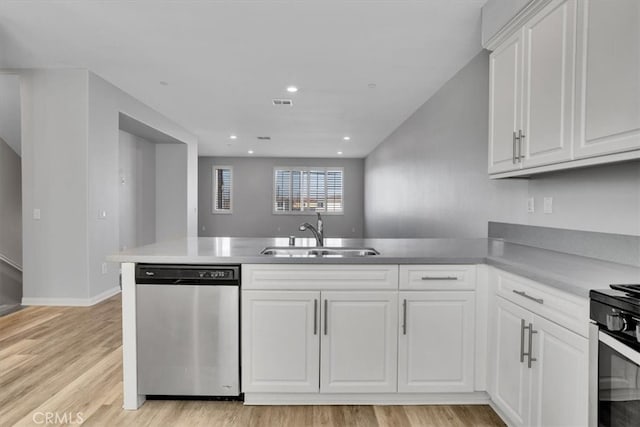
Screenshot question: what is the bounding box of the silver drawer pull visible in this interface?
[513,290,544,304]
[421,276,458,281]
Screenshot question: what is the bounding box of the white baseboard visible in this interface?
[488,400,513,426]
[22,286,121,307]
[243,391,491,406]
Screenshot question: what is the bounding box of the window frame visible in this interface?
[212,165,233,214]
[272,166,345,216]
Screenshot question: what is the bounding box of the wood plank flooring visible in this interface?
[0,295,505,426]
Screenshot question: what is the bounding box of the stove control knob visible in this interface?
[606,311,627,332]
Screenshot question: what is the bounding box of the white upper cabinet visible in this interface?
[521,0,575,167]
[488,0,640,177]
[573,0,640,158]
[489,30,524,174]
[489,0,575,174]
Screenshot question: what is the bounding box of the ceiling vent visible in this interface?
[272,98,293,106]
[257,136,271,141]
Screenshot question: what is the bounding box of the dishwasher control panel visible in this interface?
[135,264,240,285]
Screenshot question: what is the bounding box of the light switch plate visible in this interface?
[33,208,41,220]
[101,262,108,274]
[527,197,535,213]
[543,197,553,214]
[98,210,107,219]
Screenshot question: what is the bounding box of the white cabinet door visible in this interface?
[574,0,640,158]
[398,291,475,393]
[493,296,533,427]
[489,29,524,173]
[241,291,320,393]
[320,291,398,393]
[521,0,576,167]
[529,315,589,427]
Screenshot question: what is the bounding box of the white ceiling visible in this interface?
[0,0,485,158]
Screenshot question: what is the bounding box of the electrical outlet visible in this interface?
[33,208,41,220]
[101,262,108,274]
[527,197,535,213]
[543,197,553,214]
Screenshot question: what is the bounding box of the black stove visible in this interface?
[590,284,640,352]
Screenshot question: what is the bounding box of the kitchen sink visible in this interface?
[260,246,380,257]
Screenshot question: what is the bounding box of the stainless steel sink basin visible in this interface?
[260,246,380,257]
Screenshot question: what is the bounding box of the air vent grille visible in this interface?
[257,136,271,141]
[272,99,293,106]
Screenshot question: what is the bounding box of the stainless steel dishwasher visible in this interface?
[136,264,240,397]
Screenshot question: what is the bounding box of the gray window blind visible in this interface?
[274,167,343,214]
[213,167,232,212]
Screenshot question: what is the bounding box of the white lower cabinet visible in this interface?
[529,315,588,427]
[241,289,398,394]
[241,291,320,393]
[490,294,588,427]
[321,291,398,393]
[492,296,534,426]
[398,291,475,393]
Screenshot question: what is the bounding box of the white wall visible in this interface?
[364,51,528,238]
[525,162,640,236]
[0,136,22,265]
[0,74,21,156]
[481,0,532,45]
[20,69,90,301]
[19,69,198,304]
[118,130,156,250]
[198,156,365,238]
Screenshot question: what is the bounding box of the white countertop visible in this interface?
[108,237,640,297]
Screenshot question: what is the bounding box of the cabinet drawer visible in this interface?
[493,268,589,337]
[243,264,399,290]
[399,265,476,290]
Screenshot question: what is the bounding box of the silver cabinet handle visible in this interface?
[513,131,518,164]
[421,276,458,281]
[323,299,328,335]
[518,129,525,161]
[527,323,538,368]
[402,299,407,335]
[520,319,526,362]
[513,290,544,304]
[313,299,318,335]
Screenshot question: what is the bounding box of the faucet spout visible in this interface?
[298,213,324,247]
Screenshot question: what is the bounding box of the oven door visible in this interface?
[595,330,640,427]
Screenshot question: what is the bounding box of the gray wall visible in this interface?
[0,136,22,265]
[364,51,528,238]
[118,130,156,250]
[156,143,189,242]
[199,157,365,238]
[525,162,640,236]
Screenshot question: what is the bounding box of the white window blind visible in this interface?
[274,167,344,214]
[213,166,232,213]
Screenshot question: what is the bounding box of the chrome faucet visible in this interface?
[299,212,324,247]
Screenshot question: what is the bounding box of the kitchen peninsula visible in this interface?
[109,231,640,427]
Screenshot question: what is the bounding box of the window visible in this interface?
[213,166,232,213]
[273,167,344,214]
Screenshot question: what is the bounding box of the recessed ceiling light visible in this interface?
[248,150,254,154]
[286,86,298,93]
[159,81,169,86]
[337,151,343,155]
[343,136,351,141]
[229,135,237,140]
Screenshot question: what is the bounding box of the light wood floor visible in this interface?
[0,295,505,426]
